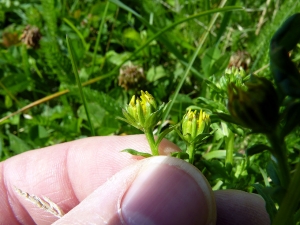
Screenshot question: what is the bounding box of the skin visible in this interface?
[0,135,270,225]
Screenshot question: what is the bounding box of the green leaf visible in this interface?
[75,89,123,117]
[210,123,225,141]
[205,80,223,93]
[29,125,49,140]
[267,161,281,187]
[202,150,226,160]
[8,133,31,154]
[202,160,229,179]
[97,114,120,136]
[67,35,95,136]
[202,47,221,76]
[246,144,271,156]
[197,97,227,112]
[281,101,300,138]
[156,125,177,146]
[174,126,186,142]
[123,27,142,43]
[292,208,300,225]
[252,184,277,222]
[171,151,189,160]
[5,95,12,108]
[193,132,212,144]
[213,113,240,125]
[147,65,167,82]
[0,73,31,95]
[77,103,106,128]
[121,149,152,158]
[63,18,89,51]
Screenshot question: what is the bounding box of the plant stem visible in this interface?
[225,130,234,165]
[145,129,158,156]
[273,161,300,225]
[267,131,290,189]
[21,45,30,77]
[187,143,195,164]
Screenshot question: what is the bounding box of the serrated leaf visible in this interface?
[76,89,123,117]
[121,149,152,158]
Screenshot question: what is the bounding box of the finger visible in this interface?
[0,135,180,225]
[53,156,216,225]
[214,190,270,225]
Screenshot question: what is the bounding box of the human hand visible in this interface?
[0,135,270,225]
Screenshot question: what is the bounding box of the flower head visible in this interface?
[119,91,164,131]
[227,75,279,133]
[182,109,210,143]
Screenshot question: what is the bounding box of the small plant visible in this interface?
[119,13,300,225]
[118,91,169,157]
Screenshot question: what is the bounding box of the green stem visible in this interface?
[273,161,300,225]
[225,130,234,165]
[63,18,89,51]
[145,129,158,156]
[187,143,195,164]
[66,36,95,136]
[21,45,30,77]
[267,131,290,190]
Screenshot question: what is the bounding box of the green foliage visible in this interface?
[1,1,300,223]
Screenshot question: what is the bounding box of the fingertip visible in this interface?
[55,156,216,225]
[158,138,181,155]
[214,190,271,225]
[121,156,215,225]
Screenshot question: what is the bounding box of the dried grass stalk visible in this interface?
[14,186,65,218]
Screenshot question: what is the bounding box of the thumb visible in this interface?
[53,156,216,225]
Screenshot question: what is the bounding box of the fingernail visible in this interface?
[121,158,214,225]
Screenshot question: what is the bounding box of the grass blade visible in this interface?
[91,1,110,74]
[158,0,230,134]
[64,18,89,51]
[66,35,95,136]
